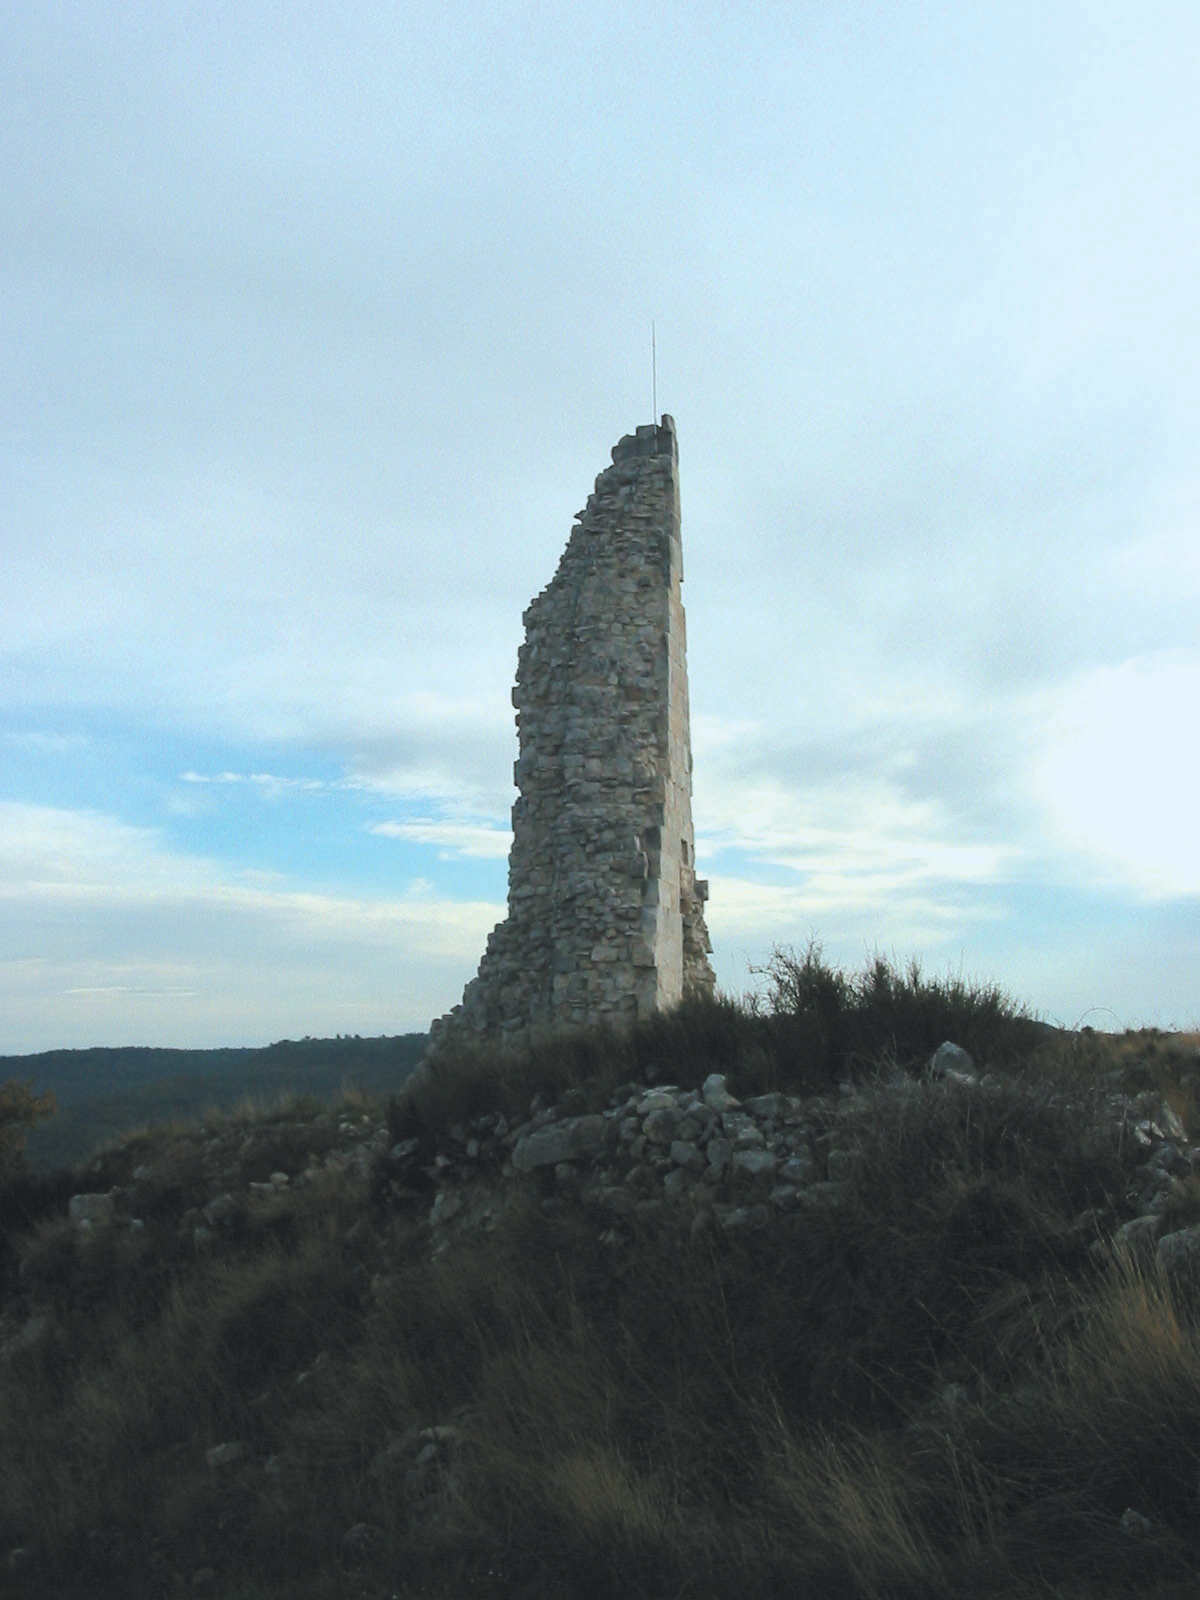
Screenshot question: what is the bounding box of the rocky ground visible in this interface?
[5,1022,1200,1598]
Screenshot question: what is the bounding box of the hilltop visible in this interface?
[0,1033,429,1172]
[2,949,1200,1599]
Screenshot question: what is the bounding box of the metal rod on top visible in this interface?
[652,321,657,424]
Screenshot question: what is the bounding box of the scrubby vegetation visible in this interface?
[5,1032,428,1173]
[2,948,1199,1598]
[0,1077,56,1179]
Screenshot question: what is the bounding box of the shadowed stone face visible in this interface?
[433,416,713,1048]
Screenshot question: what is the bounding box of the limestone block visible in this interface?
[732,1150,778,1185]
[68,1192,115,1230]
[1157,1226,1200,1276]
[706,1138,732,1176]
[927,1041,977,1085]
[669,1140,706,1173]
[702,1074,740,1113]
[511,1115,609,1172]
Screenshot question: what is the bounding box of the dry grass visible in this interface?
[1,955,1199,1597]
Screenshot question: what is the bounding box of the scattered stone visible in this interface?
[512,1114,608,1171]
[1110,1216,1160,1261]
[554,1162,582,1193]
[202,1194,241,1231]
[1157,1102,1188,1143]
[341,1523,384,1565]
[662,1168,691,1200]
[702,1073,740,1112]
[639,1088,682,1114]
[669,1139,705,1172]
[732,1149,778,1185]
[68,1193,115,1230]
[705,1138,732,1177]
[1157,1225,1200,1276]
[643,1107,683,1143]
[429,1190,464,1227]
[778,1154,815,1185]
[205,1441,248,1468]
[927,1042,977,1086]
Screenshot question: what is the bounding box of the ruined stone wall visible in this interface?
[432,415,713,1048]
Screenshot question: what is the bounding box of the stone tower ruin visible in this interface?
[432,415,714,1048]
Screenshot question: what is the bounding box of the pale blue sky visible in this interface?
[3,0,1198,1052]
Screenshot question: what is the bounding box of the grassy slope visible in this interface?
[2,950,1200,1600]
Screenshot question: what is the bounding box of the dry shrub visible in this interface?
[758,941,1049,1087]
[0,1079,56,1177]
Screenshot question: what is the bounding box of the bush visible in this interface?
[0,1082,62,1299]
[0,1079,55,1180]
[757,940,1047,1086]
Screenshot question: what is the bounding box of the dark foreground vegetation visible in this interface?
[2,948,1200,1599]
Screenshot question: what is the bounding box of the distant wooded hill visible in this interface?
[0,1033,429,1172]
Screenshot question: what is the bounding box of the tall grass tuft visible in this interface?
[757,939,1048,1086]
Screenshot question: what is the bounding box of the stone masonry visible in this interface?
[432,415,714,1048]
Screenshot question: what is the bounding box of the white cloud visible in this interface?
[705,872,997,948]
[0,803,498,1053]
[1108,481,1200,605]
[694,727,1024,912]
[1030,652,1200,897]
[369,819,513,859]
[0,803,213,893]
[180,769,335,792]
[701,777,1015,890]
